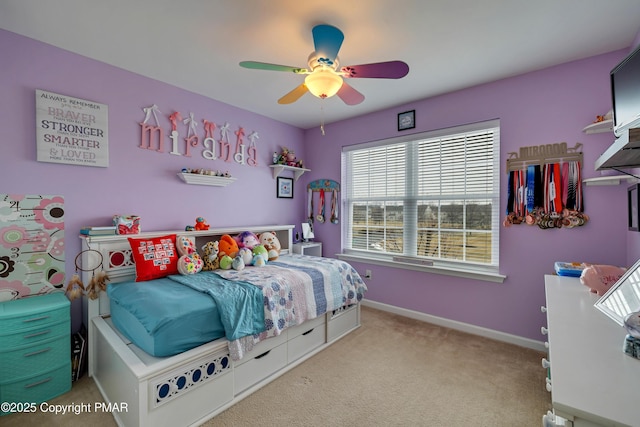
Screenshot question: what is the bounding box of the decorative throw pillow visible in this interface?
[177,254,203,275]
[128,234,179,282]
[176,235,197,256]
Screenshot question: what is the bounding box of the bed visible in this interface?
[80,225,366,427]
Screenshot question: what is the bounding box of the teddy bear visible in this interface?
[259,231,281,261]
[201,241,220,271]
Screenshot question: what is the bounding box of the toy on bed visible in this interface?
[580,264,626,296]
[251,244,269,266]
[218,234,239,259]
[235,231,260,249]
[201,241,220,271]
[258,231,281,261]
[195,217,210,231]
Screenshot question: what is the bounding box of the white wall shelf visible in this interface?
[269,164,310,181]
[177,172,237,186]
[583,175,638,186]
[582,119,613,134]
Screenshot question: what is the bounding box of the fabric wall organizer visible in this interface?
[307,179,340,225]
[504,143,588,229]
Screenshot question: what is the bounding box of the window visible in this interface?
[341,120,501,280]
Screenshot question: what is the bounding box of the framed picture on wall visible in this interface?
[629,184,639,231]
[398,110,415,131]
[277,176,294,198]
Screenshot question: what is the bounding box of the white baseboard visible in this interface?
[361,300,547,352]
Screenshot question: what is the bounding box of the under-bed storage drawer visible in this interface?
[287,316,326,362]
[327,304,359,342]
[234,342,287,394]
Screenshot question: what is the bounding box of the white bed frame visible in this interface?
[80,225,361,427]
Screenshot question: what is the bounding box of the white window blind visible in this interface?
[341,120,500,274]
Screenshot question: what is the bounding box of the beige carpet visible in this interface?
[3,306,551,426]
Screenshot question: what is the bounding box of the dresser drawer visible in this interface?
[0,293,69,334]
[234,342,287,394]
[1,319,69,348]
[327,304,359,342]
[0,335,70,382]
[288,319,326,363]
[0,362,71,412]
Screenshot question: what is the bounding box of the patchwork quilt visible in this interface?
[170,254,367,360]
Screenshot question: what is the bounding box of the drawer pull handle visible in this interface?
[302,328,315,336]
[24,329,51,339]
[255,350,271,360]
[24,377,52,389]
[23,315,50,323]
[24,347,51,357]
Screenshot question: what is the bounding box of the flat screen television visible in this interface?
[611,44,640,137]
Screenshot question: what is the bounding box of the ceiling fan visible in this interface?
[240,24,409,106]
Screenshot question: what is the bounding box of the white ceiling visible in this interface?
[2,0,640,129]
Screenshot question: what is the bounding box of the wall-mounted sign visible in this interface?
[36,89,109,167]
[139,104,259,167]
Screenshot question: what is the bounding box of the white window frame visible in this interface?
[338,119,505,283]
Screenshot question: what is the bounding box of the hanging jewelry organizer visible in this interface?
[307,179,341,225]
[504,142,589,229]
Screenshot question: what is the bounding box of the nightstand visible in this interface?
[292,241,322,257]
[0,293,71,414]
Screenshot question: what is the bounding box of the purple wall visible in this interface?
[1,30,306,327]
[303,50,630,342]
[1,27,635,343]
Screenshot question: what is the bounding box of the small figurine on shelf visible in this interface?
[194,217,210,231]
[277,146,302,167]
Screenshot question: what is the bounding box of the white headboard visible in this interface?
[80,225,294,330]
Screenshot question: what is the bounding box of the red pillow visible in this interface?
[128,234,179,282]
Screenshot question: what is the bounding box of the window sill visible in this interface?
[336,253,506,283]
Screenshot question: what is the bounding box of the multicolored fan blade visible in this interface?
[341,61,409,79]
[312,24,344,66]
[240,61,308,74]
[337,81,365,105]
[278,84,309,104]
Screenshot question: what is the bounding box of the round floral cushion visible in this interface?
[177,254,203,275]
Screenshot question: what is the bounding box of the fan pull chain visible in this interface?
[320,102,326,136]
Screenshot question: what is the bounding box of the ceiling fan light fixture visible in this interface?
[304,68,343,99]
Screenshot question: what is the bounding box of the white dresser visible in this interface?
[544,275,639,427]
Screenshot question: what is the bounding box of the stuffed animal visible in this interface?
[220,255,233,270]
[195,217,210,231]
[218,234,239,259]
[252,255,266,267]
[201,241,220,271]
[235,231,260,250]
[232,255,245,271]
[252,244,269,265]
[238,247,253,266]
[259,231,281,261]
[580,264,626,296]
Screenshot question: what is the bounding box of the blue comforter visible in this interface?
[169,272,265,341]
